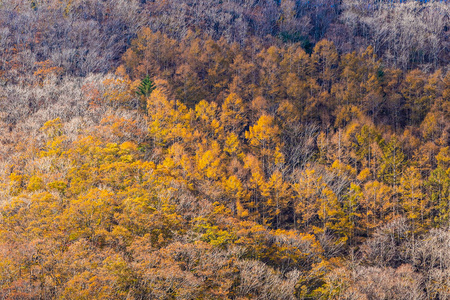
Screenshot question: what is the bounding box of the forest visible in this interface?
[0,0,449,299]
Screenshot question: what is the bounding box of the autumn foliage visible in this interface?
[0,0,449,299]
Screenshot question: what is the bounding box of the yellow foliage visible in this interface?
[224,132,239,155]
[27,176,43,192]
[357,168,371,181]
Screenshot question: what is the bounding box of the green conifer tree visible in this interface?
[136,75,156,112]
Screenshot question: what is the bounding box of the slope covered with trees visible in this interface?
[0,0,449,299]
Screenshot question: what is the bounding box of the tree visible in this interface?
[136,75,156,111]
[427,147,450,227]
[245,114,286,206]
[310,40,339,92]
[399,166,427,230]
[379,136,404,187]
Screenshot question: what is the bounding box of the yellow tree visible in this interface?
[194,100,221,140]
[229,52,258,102]
[258,46,285,102]
[294,167,346,240]
[310,40,339,92]
[259,170,292,228]
[195,140,224,182]
[220,93,247,138]
[427,147,450,227]
[147,88,193,147]
[402,69,430,125]
[399,166,427,230]
[245,114,284,176]
[361,180,394,234]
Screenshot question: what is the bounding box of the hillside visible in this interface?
[0,0,449,299]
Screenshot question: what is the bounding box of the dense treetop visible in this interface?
[0,0,449,299]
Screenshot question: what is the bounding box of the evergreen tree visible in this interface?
[136,75,156,111]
